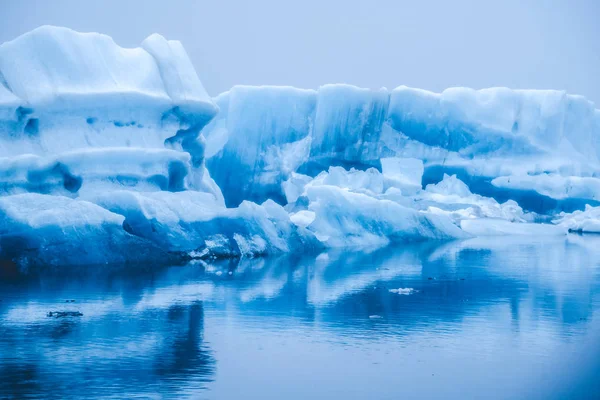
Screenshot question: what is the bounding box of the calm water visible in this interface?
[1,236,600,399]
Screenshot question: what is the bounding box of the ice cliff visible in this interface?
[1,26,598,267]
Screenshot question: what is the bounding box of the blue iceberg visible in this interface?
[0,26,598,266]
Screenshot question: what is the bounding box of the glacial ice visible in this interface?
[203,84,600,215]
[420,174,530,224]
[204,86,316,206]
[460,219,566,237]
[1,25,599,267]
[0,26,316,265]
[85,190,321,257]
[0,193,176,266]
[301,184,467,248]
[553,206,600,233]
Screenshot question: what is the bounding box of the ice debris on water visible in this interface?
[389,288,416,295]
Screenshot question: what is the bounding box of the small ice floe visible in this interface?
[47,311,83,318]
[369,315,383,319]
[389,288,416,295]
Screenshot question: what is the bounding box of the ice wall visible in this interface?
[203,84,600,212]
[205,86,316,206]
[204,84,392,206]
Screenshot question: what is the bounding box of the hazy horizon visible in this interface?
[1,0,599,103]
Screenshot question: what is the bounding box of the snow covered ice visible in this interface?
[1,26,600,266]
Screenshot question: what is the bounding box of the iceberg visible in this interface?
[203,83,600,216]
[0,27,315,265]
[0,193,177,266]
[0,25,219,197]
[553,206,600,233]
[2,25,600,267]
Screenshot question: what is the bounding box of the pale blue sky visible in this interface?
[1,0,598,103]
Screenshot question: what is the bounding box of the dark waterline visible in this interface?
[1,236,599,399]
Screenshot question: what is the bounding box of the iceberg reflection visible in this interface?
[1,236,599,399]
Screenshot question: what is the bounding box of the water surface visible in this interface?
[1,236,600,399]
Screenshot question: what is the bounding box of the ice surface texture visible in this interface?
[1,26,599,267]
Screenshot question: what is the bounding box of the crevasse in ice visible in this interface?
[1,26,598,266]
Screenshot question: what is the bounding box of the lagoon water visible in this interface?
[1,236,599,399]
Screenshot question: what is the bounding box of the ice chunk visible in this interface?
[85,190,321,257]
[319,166,385,195]
[425,174,473,198]
[203,84,393,206]
[0,193,174,266]
[289,210,316,229]
[283,166,390,208]
[553,206,600,233]
[202,83,600,214]
[380,157,424,195]
[0,26,221,197]
[385,86,600,214]
[282,172,313,204]
[389,288,416,295]
[303,185,467,248]
[204,86,316,206]
[421,174,528,223]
